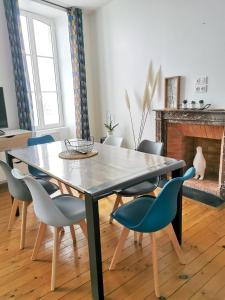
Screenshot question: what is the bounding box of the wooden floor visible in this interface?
[1,185,225,300]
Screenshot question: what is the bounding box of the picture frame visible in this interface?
[164,76,181,109]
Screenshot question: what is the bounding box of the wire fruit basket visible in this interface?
[64,137,94,154]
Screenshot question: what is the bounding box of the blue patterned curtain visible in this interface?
[67,8,90,140]
[3,0,33,130]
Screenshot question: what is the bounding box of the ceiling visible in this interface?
[45,0,112,10]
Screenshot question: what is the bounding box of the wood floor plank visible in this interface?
[190,265,225,299]
[1,187,225,299]
[168,249,225,299]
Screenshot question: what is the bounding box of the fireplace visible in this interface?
[155,109,225,205]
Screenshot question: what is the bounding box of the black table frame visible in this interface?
[5,151,20,216]
[7,151,183,300]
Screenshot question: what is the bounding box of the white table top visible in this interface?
[9,141,185,196]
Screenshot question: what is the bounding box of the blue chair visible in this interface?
[27,135,55,179]
[109,167,195,298]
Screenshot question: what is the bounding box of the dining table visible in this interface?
[8,141,185,300]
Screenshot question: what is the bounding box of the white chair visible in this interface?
[0,160,59,250]
[103,136,123,147]
[12,168,87,291]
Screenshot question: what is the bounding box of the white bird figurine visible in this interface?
[193,146,206,180]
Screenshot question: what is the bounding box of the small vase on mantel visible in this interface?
[191,101,196,109]
[182,100,188,109]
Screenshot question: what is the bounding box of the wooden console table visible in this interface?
[0,129,32,152]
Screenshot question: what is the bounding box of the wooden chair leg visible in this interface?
[109,227,130,270]
[32,222,47,261]
[109,194,123,224]
[166,223,185,264]
[134,231,138,243]
[78,192,84,199]
[20,201,29,250]
[51,227,59,291]
[57,180,64,193]
[59,227,65,234]
[150,233,160,298]
[139,233,143,246]
[79,220,88,238]
[8,199,20,231]
[56,181,65,234]
[69,225,76,244]
[149,190,157,197]
[65,184,73,195]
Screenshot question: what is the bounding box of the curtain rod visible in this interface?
[31,0,68,12]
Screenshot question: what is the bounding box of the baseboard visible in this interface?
[159,179,225,208]
[0,182,8,193]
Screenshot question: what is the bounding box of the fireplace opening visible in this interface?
[182,137,221,196]
[184,137,220,180]
[166,123,224,196]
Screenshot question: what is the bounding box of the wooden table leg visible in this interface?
[85,193,104,300]
[172,167,184,245]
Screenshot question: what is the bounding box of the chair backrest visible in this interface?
[12,169,70,227]
[27,135,55,176]
[137,140,164,156]
[0,160,31,201]
[137,140,164,185]
[135,167,195,232]
[103,136,123,147]
[27,135,55,147]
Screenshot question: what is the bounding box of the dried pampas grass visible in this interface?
[124,64,160,149]
[124,90,136,149]
[137,66,160,146]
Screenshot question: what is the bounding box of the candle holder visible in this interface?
[191,101,196,109]
[199,100,204,109]
[182,100,188,109]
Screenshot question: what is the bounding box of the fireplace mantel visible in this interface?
[155,109,225,205]
[155,109,225,141]
[155,109,225,124]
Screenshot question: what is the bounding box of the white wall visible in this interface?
[0,0,19,129]
[88,0,225,148]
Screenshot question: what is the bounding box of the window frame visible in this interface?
[20,10,64,130]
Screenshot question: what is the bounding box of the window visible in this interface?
[20,11,63,129]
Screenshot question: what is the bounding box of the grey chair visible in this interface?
[12,168,87,291]
[0,160,59,250]
[110,140,164,239]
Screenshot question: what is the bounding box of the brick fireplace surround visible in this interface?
[155,109,225,205]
